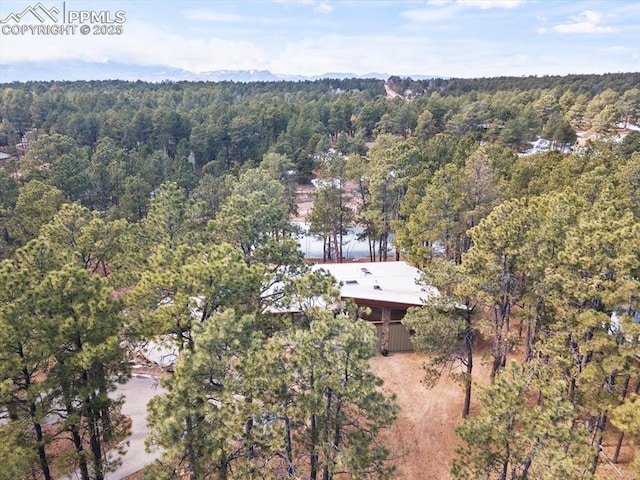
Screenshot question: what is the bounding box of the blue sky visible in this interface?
[0,0,638,78]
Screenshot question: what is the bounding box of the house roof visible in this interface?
[312,261,438,308]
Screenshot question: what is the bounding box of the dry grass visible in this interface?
[371,348,638,480]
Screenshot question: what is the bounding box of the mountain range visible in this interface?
[0,61,437,83]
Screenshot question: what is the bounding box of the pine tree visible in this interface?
[452,362,594,480]
[402,258,477,417]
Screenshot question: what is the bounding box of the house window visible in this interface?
[361,306,382,322]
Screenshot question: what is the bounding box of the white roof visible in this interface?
[312,261,438,307]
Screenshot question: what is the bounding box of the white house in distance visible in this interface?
[312,261,439,354]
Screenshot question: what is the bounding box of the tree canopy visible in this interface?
[1,71,639,479]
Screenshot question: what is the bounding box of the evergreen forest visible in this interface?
[0,72,639,480]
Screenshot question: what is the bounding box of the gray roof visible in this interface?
[312,261,439,307]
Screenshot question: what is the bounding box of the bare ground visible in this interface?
[370,350,638,480]
[119,349,637,480]
[293,183,316,223]
[370,352,492,480]
[292,181,362,223]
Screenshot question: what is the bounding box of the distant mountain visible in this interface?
[0,60,427,83]
[188,69,282,82]
[1,61,190,83]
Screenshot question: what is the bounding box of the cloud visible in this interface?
[426,0,524,8]
[400,5,460,22]
[182,9,284,25]
[1,0,635,79]
[457,0,524,8]
[273,0,333,12]
[273,0,314,4]
[0,20,269,72]
[553,10,617,34]
[267,32,534,78]
[402,0,524,23]
[183,10,246,22]
[597,45,635,57]
[314,2,333,14]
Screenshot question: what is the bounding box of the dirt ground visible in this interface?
[121,350,637,480]
[292,181,362,223]
[369,352,492,480]
[370,350,638,480]
[293,183,315,223]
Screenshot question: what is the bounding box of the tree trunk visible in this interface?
[310,411,319,480]
[322,389,333,480]
[310,371,318,480]
[79,365,105,480]
[322,234,327,262]
[525,302,541,362]
[489,315,503,384]
[31,408,52,480]
[332,396,342,457]
[338,189,344,263]
[381,308,391,355]
[463,351,473,417]
[382,232,388,261]
[490,353,502,384]
[613,374,631,463]
[462,303,474,418]
[499,455,508,480]
[70,421,91,480]
[355,177,374,263]
[521,456,533,479]
[218,449,228,480]
[284,415,295,477]
[613,431,625,465]
[60,353,90,480]
[490,297,511,383]
[332,229,340,263]
[20,350,52,480]
[370,236,376,262]
[588,411,607,476]
[88,406,105,480]
[185,415,200,480]
[100,389,113,442]
[246,395,255,458]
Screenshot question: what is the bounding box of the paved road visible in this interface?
[105,374,164,479]
[60,374,164,480]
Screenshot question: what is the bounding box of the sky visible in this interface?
[0,0,639,79]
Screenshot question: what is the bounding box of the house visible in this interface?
[312,261,438,354]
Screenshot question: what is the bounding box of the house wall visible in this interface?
[357,303,414,353]
[374,322,414,353]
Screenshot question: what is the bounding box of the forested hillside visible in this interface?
[0,73,639,480]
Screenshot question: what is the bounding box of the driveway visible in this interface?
[59,373,164,480]
[104,374,164,479]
